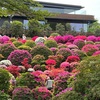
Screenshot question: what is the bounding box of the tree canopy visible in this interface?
[0,0,51,20]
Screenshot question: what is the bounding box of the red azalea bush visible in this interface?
[66,56,80,63]
[82,44,99,56]
[21,58,32,70]
[6,65,20,78]
[32,87,52,100]
[75,35,87,40]
[45,59,56,70]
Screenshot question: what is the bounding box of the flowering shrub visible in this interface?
[66,56,80,63]
[21,58,32,70]
[82,44,99,56]
[92,50,100,56]
[16,72,46,89]
[75,35,87,40]
[56,48,72,61]
[58,43,67,49]
[44,39,58,48]
[8,50,32,65]
[12,86,33,100]
[0,35,10,43]
[0,68,10,93]
[87,35,97,42]
[0,43,16,59]
[53,71,70,95]
[60,62,70,71]
[31,54,45,66]
[50,47,58,55]
[18,45,31,52]
[6,65,20,78]
[96,36,100,42]
[67,44,78,50]
[35,37,45,44]
[32,87,52,100]
[31,36,38,41]
[13,41,23,47]
[24,40,36,48]
[45,59,56,70]
[34,64,46,71]
[30,45,53,59]
[73,39,85,49]
[0,60,12,66]
[63,35,75,43]
[54,36,64,43]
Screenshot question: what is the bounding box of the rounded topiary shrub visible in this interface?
[13,41,23,47]
[18,45,31,52]
[32,87,52,100]
[81,44,99,56]
[16,72,45,89]
[56,48,72,61]
[31,54,45,66]
[73,39,85,49]
[24,40,36,48]
[30,45,53,59]
[0,43,17,59]
[50,33,60,37]
[44,39,58,48]
[0,69,10,93]
[10,37,17,42]
[8,50,32,65]
[12,86,33,100]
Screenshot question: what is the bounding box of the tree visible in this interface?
[10,21,24,37]
[0,0,51,20]
[56,23,65,35]
[88,21,100,36]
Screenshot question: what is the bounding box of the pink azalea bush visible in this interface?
[82,44,99,56]
[92,50,100,56]
[0,35,10,43]
[32,87,52,100]
[86,35,97,42]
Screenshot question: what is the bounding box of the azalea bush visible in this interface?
[82,44,99,56]
[32,87,52,100]
[12,86,33,100]
[0,35,10,44]
[18,45,31,52]
[30,45,53,59]
[0,69,10,93]
[0,43,16,59]
[8,50,32,65]
[13,41,23,47]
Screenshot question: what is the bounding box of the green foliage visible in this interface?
[71,55,100,98]
[52,91,83,100]
[0,43,16,59]
[0,0,51,20]
[50,33,60,37]
[88,21,100,36]
[44,39,58,48]
[10,21,23,37]
[31,54,45,66]
[10,37,17,42]
[0,69,10,93]
[0,90,10,100]
[24,40,36,48]
[1,21,11,35]
[18,45,31,52]
[31,45,53,59]
[56,23,65,35]
[28,19,44,37]
[85,41,94,45]
[65,23,71,32]
[12,86,33,100]
[13,41,23,47]
[43,24,52,36]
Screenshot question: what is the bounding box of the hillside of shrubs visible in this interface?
[0,33,100,100]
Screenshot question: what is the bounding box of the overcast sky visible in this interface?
[37,0,100,22]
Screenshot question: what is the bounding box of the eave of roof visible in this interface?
[37,1,83,10]
[46,13,95,21]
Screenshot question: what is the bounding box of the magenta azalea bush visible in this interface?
[86,35,97,42]
[0,35,10,43]
[8,50,32,65]
[32,87,52,100]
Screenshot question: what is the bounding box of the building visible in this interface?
[0,1,95,32]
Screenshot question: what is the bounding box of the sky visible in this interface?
[37,0,100,22]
